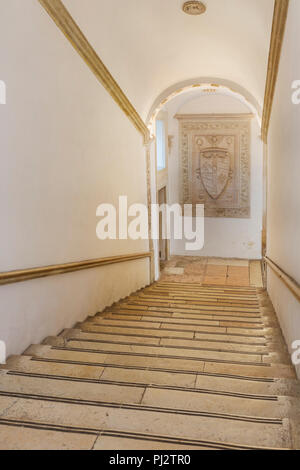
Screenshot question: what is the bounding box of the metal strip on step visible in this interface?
[0,390,283,424]
[30,357,276,382]
[6,370,279,401]
[51,345,271,367]
[69,335,268,357]
[0,419,288,450]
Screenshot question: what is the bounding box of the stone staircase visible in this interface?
[0,281,299,450]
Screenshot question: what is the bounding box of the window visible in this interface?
[156,120,166,171]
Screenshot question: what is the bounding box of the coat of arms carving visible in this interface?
[176,114,252,218]
[198,148,231,200]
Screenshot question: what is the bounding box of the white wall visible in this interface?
[0,0,149,357]
[165,92,263,259]
[267,0,300,378]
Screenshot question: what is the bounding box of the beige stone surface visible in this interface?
[5,357,103,379]
[72,331,161,346]
[160,337,268,354]
[146,315,262,327]
[1,276,298,449]
[103,354,205,372]
[195,375,300,397]
[0,425,96,450]
[30,347,108,365]
[226,327,265,336]
[93,435,210,450]
[172,311,260,320]
[2,398,291,448]
[194,332,267,345]
[207,258,250,267]
[250,260,264,287]
[0,374,145,405]
[160,323,226,333]
[141,387,287,418]
[78,324,194,339]
[101,367,197,388]
[94,318,162,329]
[66,340,162,356]
[204,362,296,379]
[0,396,19,417]
[172,312,261,322]
[110,309,173,318]
[164,268,185,275]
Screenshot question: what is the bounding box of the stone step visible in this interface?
[69,327,291,362]
[137,288,258,297]
[100,366,300,397]
[2,420,278,450]
[3,355,300,399]
[149,296,259,305]
[0,281,296,449]
[95,316,224,328]
[69,328,269,354]
[93,434,211,450]
[118,303,261,314]
[145,288,258,300]
[0,370,145,405]
[92,319,267,345]
[80,320,228,337]
[153,282,257,292]
[0,370,290,419]
[2,355,104,379]
[22,347,296,388]
[194,332,266,345]
[105,310,263,322]
[203,361,296,379]
[82,318,266,337]
[127,298,261,310]
[109,306,262,319]
[30,342,295,379]
[139,294,260,305]
[140,387,288,419]
[0,395,291,449]
[128,293,259,302]
[0,423,96,450]
[102,312,264,327]
[50,335,266,365]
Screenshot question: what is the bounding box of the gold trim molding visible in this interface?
[38,0,150,144]
[265,256,300,304]
[261,0,289,143]
[175,113,254,121]
[0,252,151,286]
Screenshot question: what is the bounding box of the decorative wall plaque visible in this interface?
[175,114,252,218]
[182,1,206,16]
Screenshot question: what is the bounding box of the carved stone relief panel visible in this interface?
[176,114,252,218]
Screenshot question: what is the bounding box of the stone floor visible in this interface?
[160,257,263,288]
[1,262,299,450]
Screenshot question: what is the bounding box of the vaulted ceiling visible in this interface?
[63,0,274,120]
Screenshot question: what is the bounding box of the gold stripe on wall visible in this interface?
[261,0,289,143]
[38,0,150,144]
[0,252,151,286]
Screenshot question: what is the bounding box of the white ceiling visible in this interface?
[63,0,274,120]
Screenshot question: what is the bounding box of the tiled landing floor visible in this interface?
[160,257,263,288]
